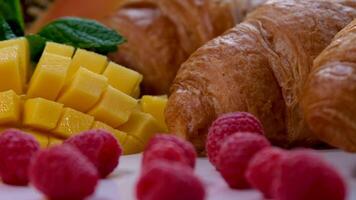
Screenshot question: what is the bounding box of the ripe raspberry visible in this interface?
[136,160,205,200]
[216,132,270,189]
[206,112,264,167]
[273,150,346,200]
[246,147,286,198]
[144,135,197,168]
[0,129,40,185]
[65,129,122,178]
[29,145,98,200]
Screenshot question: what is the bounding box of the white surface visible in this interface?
[0,150,355,200]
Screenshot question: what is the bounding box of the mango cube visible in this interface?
[0,90,21,125]
[24,98,64,130]
[66,48,107,79]
[25,129,50,148]
[89,86,137,127]
[123,135,144,155]
[119,111,162,144]
[58,68,108,112]
[132,85,140,99]
[0,46,23,94]
[140,95,168,131]
[43,42,75,57]
[0,37,29,83]
[53,107,94,138]
[27,53,71,100]
[103,62,143,95]
[48,137,63,147]
[92,121,128,146]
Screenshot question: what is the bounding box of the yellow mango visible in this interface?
[0,46,23,94]
[24,129,50,148]
[92,121,128,146]
[0,37,29,83]
[140,95,168,131]
[89,86,137,127]
[66,48,107,79]
[118,111,162,145]
[24,98,64,130]
[0,90,21,125]
[53,107,94,138]
[123,135,144,155]
[43,42,75,57]
[58,68,108,112]
[27,53,71,100]
[48,137,63,147]
[103,62,142,95]
[132,85,140,99]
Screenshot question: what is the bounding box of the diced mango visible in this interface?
[89,86,137,127]
[66,48,107,79]
[48,137,63,147]
[92,121,128,146]
[119,111,162,144]
[0,46,23,94]
[140,95,168,131]
[123,135,144,155]
[132,85,140,99]
[25,129,50,148]
[0,37,29,83]
[27,53,71,100]
[103,62,143,95]
[43,42,75,57]
[24,98,64,130]
[58,68,108,112]
[0,90,21,125]
[53,107,94,138]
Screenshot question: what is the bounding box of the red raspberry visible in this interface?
[246,147,286,198]
[136,160,205,200]
[65,129,122,178]
[273,150,346,200]
[0,129,40,185]
[144,135,197,168]
[216,132,270,189]
[206,112,264,167]
[29,145,99,200]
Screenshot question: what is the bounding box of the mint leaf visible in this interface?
[38,17,126,54]
[0,17,16,40]
[26,34,47,62]
[0,0,24,36]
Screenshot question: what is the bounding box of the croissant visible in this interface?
[165,0,356,153]
[302,19,356,152]
[29,0,266,94]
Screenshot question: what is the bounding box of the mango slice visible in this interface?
[89,86,137,127]
[103,62,143,95]
[92,121,128,146]
[0,46,23,94]
[67,48,107,79]
[0,38,30,83]
[48,137,63,147]
[58,68,108,112]
[27,53,71,100]
[24,98,64,130]
[123,135,144,155]
[25,129,50,148]
[132,85,141,99]
[43,42,75,57]
[140,95,168,131]
[0,90,21,125]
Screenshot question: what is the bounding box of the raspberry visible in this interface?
[136,160,205,200]
[65,129,122,178]
[246,147,286,198]
[273,150,346,200]
[144,135,197,168]
[216,132,270,189]
[206,112,264,167]
[29,145,98,200]
[0,129,40,185]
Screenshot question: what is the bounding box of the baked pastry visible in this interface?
[165,0,356,153]
[29,0,266,94]
[302,19,356,152]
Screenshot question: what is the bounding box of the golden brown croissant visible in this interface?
[165,0,356,153]
[29,0,266,94]
[302,19,356,152]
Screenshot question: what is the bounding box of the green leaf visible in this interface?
[26,34,47,62]
[0,0,25,36]
[38,17,126,54]
[0,17,16,40]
